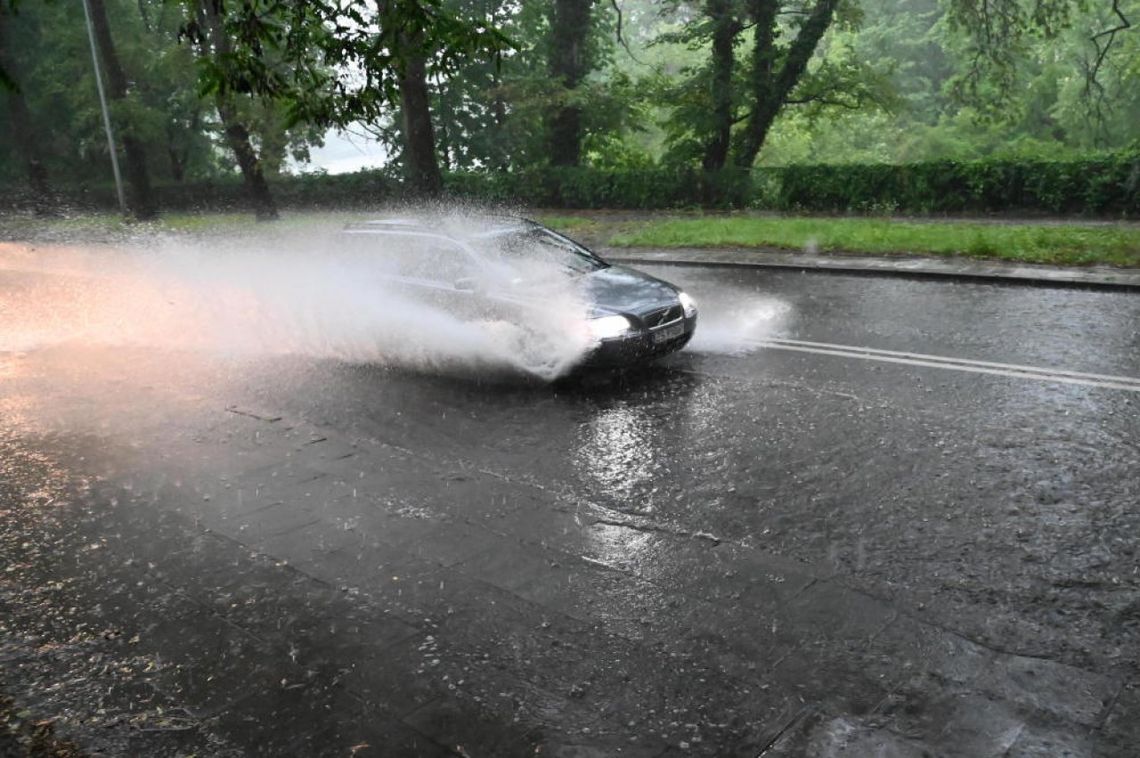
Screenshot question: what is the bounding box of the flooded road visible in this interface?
[2,255,1138,756]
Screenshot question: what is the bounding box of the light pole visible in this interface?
[80,0,126,214]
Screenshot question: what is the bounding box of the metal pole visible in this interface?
[81,0,126,214]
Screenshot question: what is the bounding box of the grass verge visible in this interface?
[0,211,368,242]
[3,210,1135,267]
[601,217,1140,267]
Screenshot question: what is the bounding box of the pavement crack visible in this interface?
[757,704,818,756]
[896,606,1105,671]
[1092,679,1127,733]
[225,406,283,423]
[789,576,819,603]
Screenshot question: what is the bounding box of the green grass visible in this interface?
[604,217,1140,267]
[4,210,1136,267]
[533,214,601,231]
[0,210,368,242]
[0,211,260,239]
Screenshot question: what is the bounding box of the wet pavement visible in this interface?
[2,261,1139,756]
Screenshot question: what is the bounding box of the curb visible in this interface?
[600,247,1140,290]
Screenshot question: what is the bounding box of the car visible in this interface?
[338,216,697,372]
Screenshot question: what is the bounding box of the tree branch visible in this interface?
[786,95,862,109]
[609,0,647,64]
[1088,0,1130,89]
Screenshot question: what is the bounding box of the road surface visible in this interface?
[1,259,1138,756]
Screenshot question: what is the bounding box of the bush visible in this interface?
[443,167,751,209]
[771,154,1139,216]
[3,153,1135,217]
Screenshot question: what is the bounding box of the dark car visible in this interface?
[339,216,697,370]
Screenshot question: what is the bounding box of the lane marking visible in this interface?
[765,337,1138,383]
[745,338,1140,392]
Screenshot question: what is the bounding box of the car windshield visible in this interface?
[478,228,608,277]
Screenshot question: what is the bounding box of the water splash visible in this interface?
[0,215,597,380]
[687,292,791,355]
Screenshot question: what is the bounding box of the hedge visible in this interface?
[2,153,1136,216]
[443,167,752,209]
[774,156,1140,215]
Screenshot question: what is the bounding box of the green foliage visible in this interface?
[423,0,644,172]
[0,0,229,186]
[441,155,1140,215]
[773,153,1140,214]
[181,0,511,131]
[754,0,1140,165]
[1,0,1135,213]
[14,152,1136,217]
[651,0,898,169]
[443,166,752,208]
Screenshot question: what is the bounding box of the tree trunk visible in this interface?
[199,0,278,220]
[733,0,838,168]
[397,48,443,196]
[167,143,186,183]
[87,0,157,219]
[5,87,54,214]
[701,0,740,172]
[0,13,55,215]
[547,0,593,166]
[215,95,278,219]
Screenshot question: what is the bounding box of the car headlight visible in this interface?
[678,291,697,318]
[588,315,633,340]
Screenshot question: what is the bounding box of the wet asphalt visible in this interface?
[1,262,1139,756]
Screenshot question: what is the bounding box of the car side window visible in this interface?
[338,232,476,282]
[339,232,402,275]
[396,237,476,283]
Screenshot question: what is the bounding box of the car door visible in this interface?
[390,234,487,319]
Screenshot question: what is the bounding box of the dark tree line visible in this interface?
[0,9,51,215]
[0,0,1133,219]
[86,0,156,219]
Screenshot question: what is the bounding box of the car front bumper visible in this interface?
[583,314,698,367]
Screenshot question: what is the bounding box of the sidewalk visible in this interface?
[602,246,1140,289]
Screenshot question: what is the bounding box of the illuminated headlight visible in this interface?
[588,315,633,340]
[678,291,697,318]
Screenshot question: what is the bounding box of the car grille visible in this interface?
[644,304,683,328]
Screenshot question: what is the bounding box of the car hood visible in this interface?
[581,265,681,317]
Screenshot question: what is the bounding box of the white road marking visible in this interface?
[745,338,1140,392]
[765,337,1137,383]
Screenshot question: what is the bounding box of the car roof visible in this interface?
[343,215,538,239]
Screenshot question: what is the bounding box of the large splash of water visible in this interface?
[0,213,599,380]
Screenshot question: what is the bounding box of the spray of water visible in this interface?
[686,289,791,355]
[0,213,599,380]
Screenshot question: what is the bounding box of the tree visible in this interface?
[659,0,889,170]
[184,0,289,219]
[547,0,595,165]
[86,0,157,219]
[0,7,54,214]
[389,12,445,195]
[132,0,221,184]
[733,0,841,167]
[184,0,509,198]
[0,0,19,88]
[943,0,1136,141]
[701,0,741,170]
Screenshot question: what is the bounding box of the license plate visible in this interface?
[653,323,684,344]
